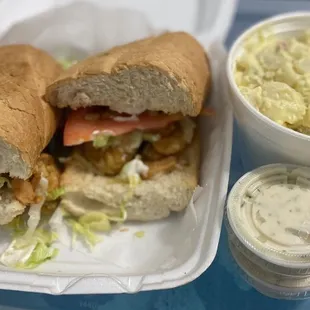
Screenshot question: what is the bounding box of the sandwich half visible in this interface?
[0,44,63,225]
[45,32,211,222]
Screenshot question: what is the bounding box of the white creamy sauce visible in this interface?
[119,158,149,181]
[248,184,310,247]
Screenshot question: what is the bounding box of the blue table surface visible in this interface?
[2,1,310,309]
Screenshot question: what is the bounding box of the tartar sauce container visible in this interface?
[227,12,310,170]
[229,240,310,300]
[226,164,310,299]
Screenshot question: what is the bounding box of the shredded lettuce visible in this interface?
[0,176,11,189]
[49,207,66,232]
[79,212,111,232]
[128,175,141,189]
[0,229,58,269]
[26,177,48,236]
[19,241,58,269]
[93,130,144,150]
[48,207,72,248]
[0,177,60,269]
[120,131,143,152]
[8,215,26,237]
[134,231,145,238]
[14,229,57,250]
[58,57,77,69]
[62,205,128,249]
[107,202,128,222]
[92,133,111,148]
[143,133,160,142]
[65,218,102,249]
[47,187,65,201]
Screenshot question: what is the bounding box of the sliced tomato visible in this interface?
[63,108,184,146]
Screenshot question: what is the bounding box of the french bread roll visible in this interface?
[60,135,199,221]
[45,32,210,221]
[0,44,62,179]
[45,32,211,116]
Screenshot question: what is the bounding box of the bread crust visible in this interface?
[0,44,62,178]
[45,32,211,116]
[60,135,200,221]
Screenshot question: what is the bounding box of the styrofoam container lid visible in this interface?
[229,240,310,300]
[0,0,237,295]
[227,164,310,269]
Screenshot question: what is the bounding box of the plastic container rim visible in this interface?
[226,11,310,143]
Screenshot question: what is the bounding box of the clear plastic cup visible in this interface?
[226,163,310,299]
[227,164,310,268]
[229,240,310,300]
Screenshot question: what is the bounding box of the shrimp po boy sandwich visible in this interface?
[0,44,63,225]
[45,32,212,222]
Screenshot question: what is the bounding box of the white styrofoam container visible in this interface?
[0,0,237,294]
[226,12,310,171]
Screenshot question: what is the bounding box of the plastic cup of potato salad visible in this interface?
[227,12,310,171]
[226,163,310,299]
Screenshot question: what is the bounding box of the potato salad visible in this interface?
[235,30,310,135]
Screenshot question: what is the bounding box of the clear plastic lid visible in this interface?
[227,164,310,268]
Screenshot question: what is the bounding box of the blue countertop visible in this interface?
[1,1,310,309]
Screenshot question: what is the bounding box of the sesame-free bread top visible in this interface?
[0,44,62,179]
[45,32,211,116]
